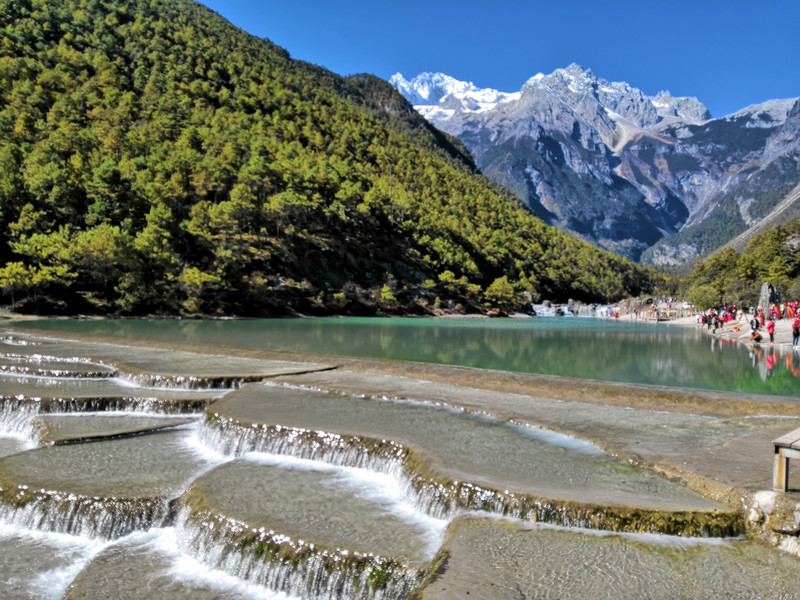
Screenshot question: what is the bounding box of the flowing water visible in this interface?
[1,320,800,598]
[204,384,721,512]
[425,516,800,600]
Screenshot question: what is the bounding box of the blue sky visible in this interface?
[200,0,798,118]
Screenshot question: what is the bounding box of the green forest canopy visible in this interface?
[682,219,800,309]
[0,0,666,316]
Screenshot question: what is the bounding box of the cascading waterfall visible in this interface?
[0,352,118,377]
[1,335,38,346]
[198,416,452,519]
[531,303,557,316]
[0,397,41,446]
[531,304,615,317]
[0,353,221,545]
[577,304,614,317]
[200,416,408,474]
[2,394,210,415]
[175,506,424,600]
[1,349,258,391]
[116,373,264,390]
[198,415,741,536]
[0,365,111,378]
[0,489,172,541]
[0,325,775,600]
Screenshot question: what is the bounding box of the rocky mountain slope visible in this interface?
[392,66,800,265]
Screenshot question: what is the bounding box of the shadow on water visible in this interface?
[13,317,800,396]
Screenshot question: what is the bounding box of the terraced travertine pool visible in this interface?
[2,324,800,599]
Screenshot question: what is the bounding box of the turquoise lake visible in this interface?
[13,317,800,397]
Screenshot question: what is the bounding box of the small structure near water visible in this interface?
[772,426,800,491]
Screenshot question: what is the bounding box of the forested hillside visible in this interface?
[0,0,664,316]
[682,219,800,308]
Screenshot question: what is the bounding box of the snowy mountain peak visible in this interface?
[726,98,796,126]
[525,66,710,128]
[390,72,520,115]
[556,62,596,83]
[653,91,711,124]
[522,63,598,96]
[391,65,800,267]
[389,72,478,106]
[394,65,712,131]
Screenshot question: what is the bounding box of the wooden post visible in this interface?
[774,446,790,491]
[772,427,800,492]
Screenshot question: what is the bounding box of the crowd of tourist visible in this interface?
[699,301,800,349]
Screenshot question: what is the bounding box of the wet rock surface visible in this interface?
[177,457,439,598]
[2,330,335,386]
[273,369,800,467]
[416,516,800,599]
[63,535,255,600]
[0,429,206,499]
[35,414,197,445]
[0,525,101,600]
[185,458,440,564]
[0,429,213,541]
[205,383,728,516]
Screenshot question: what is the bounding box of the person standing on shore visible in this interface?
[793,315,800,349]
[750,315,759,333]
[767,317,776,344]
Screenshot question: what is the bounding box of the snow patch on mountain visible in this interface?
[725,98,796,127]
[390,72,519,114]
[393,64,711,131]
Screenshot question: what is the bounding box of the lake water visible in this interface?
[16,317,800,397]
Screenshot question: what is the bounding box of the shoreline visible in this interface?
[5,304,798,356]
[663,312,798,347]
[6,322,799,416]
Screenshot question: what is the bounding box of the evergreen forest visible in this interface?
[0,0,665,316]
[682,219,800,309]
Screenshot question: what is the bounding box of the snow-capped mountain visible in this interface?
[394,65,709,135]
[389,72,520,117]
[725,98,797,127]
[392,65,800,264]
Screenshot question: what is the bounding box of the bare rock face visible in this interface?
[393,68,800,264]
[760,282,777,310]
